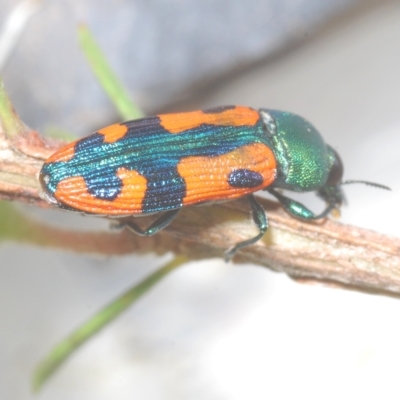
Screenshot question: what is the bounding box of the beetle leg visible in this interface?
[116,209,180,236]
[224,194,268,261]
[268,188,334,220]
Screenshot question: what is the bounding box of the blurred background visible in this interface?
[1,0,400,399]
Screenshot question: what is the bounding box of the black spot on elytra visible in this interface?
[86,173,122,201]
[228,169,264,188]
[142,168,185,212]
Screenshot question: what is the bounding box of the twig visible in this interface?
[1,122,399,294]
[171,199,400,293]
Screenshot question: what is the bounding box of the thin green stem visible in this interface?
[0,77,26,137]
[32,255,187,392]
[78,25,144,121]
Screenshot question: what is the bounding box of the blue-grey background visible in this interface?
[1,1,400,399]
[3,0,360,134]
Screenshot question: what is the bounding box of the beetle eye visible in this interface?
[326,147,343,186]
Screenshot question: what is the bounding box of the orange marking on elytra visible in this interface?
[159,106,260,134]
[98,123,129,143]
[54,168,147,215]
[45,141,76,163]
[177,143,277,205]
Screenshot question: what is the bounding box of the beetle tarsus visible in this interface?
[119,209,180,236]
[225,195,268,261]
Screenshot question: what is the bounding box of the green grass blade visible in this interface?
[0,76,26,137]
[77,24,144,121]
[32,255,187,392]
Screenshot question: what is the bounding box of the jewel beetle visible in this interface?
[39,105,388,259]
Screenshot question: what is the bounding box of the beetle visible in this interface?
[39,105,388,260]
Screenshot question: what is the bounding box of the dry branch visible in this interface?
[1,125,399,294]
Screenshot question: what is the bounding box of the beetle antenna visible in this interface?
[341,180,391,191]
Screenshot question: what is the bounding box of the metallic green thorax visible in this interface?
[260,109,334,192]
